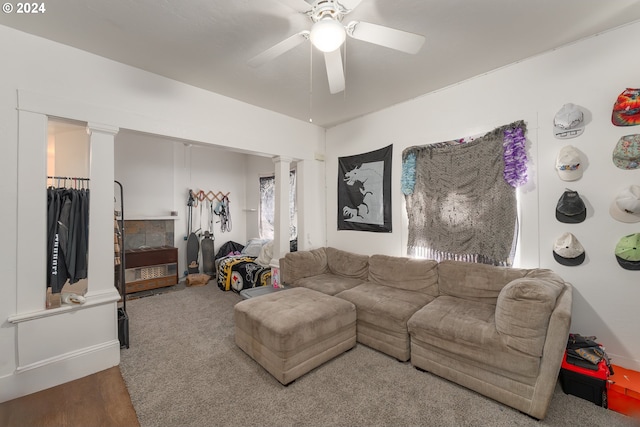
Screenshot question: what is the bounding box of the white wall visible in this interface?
[51,127,90,179]
[115,130,175,219]
[0,24,325,403]
[326,22,640,370]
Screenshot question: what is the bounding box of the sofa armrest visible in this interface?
[495,274,566,356]
[528,282,572,419]
[279,248,328,285]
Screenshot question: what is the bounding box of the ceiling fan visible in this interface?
[248,0,426,94]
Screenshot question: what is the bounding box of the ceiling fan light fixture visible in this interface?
[310,17,345,53]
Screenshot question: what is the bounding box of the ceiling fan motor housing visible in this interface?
[309,0,347,23]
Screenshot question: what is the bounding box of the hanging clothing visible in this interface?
[46,186,90,293]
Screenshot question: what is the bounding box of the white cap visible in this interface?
[556,145,583,181]
[553,232,585,266]
[610,185,640,223]
[554,103,585,139]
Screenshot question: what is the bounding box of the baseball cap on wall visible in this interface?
[556,190,586,223]
[556,145,583,181]
[553,232,585,266]
[610,185,640,223]
[612,135,640,170]
[554,103,585,139]
[612,88,640,127]
[614,233,640,270]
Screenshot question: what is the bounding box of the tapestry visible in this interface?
[401,121,527,266]
[338,144,392,232]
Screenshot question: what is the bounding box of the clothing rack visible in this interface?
[114,180,129,349]
[46,179,91,293]
[47,176,90,189]
[47,175,90,180]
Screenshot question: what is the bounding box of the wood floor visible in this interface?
[0,366,140,427]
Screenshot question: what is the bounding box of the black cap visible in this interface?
[556,190,586,223]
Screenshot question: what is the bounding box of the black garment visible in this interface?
[47,188,63,289]
[48,188,69,293]
[73,189,89,282]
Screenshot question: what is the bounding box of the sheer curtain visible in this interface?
[259,170,297,241]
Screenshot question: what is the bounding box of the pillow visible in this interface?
[255,241,273,267]
[281,248,328,284]
[326,247,369,280]
[241,238,270,257]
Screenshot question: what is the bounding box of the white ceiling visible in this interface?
[2,0,640,128]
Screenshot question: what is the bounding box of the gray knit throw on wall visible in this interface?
[403,121,526,266]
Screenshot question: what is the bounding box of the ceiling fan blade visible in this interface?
[248,31,310,67]
[275,0,312,13]
[346,21,425,54]
[324,49,345,94]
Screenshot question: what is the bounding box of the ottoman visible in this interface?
[234,287,356,385]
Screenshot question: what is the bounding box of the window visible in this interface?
[259,170,297,241]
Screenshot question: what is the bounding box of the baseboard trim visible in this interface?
[0,339,120,403]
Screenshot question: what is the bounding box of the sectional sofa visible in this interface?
[279,247,572,420]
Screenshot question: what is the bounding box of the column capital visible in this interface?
[272,156,293,164]
[86,122,119,136]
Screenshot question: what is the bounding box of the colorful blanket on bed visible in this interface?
[216,255,271,293]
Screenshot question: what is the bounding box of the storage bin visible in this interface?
[608,364,640,418]
[559,350,610,407]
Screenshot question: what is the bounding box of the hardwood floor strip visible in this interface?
[0,366,139,427]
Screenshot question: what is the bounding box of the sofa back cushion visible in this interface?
[281,248,328,285]
[326,247,369,280]
[368,254,438,296]
[495,269,566,356]
[438,260,529,305]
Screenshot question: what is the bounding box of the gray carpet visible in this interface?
[119,284,638,427]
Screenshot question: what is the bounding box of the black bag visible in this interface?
[565,334,614,374]
[214,241,245,261]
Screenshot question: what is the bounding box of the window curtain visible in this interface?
[259,170,297,240]
[401,121,527,266]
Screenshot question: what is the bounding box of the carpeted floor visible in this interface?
[119,284,639,427]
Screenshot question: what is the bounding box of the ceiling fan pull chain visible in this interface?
[343,40,347,100]
[309,40,313,123]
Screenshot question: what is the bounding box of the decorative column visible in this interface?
[271,156,292,266]
[15,110,48,313]
[85,122,120,298]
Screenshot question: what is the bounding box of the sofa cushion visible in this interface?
[337,282,435,337]
[368,254,438,296]
[281,248,328,284]
[294,273,365,296]
[408,296,541,379]
[495,270,566,356]
[326,247,369,280]
[437,260,529,305]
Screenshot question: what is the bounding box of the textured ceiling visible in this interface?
[2,0,640,128]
